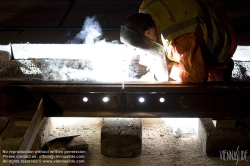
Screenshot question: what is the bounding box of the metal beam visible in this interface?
[0,81,250,118]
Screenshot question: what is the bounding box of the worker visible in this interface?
[123,0,238,82]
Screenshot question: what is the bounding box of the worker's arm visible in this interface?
[164,33,208,83]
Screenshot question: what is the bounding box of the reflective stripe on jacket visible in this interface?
[139,0,232,63]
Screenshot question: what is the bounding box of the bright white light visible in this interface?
[162,118,198,135]
[139,97,145,103]
[18,60,42,75]
[10,16,171,82]
[232,46,250,61]
[159,97,165,102]
[82,97,88,102]
[103,97,109,102]
[50,117,103,130]
[169,64,181,81]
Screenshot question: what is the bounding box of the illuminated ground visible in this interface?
[1,118,249,166]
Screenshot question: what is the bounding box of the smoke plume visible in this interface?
[69,16,103,44]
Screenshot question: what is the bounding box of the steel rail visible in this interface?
[0,81,249,118]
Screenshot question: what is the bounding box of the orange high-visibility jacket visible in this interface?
[139,0,237,82]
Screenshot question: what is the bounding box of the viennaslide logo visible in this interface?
[219,146,248,165]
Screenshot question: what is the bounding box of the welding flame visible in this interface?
[54,16,159,82]
[15,16,166,82]
[55,16,130,82]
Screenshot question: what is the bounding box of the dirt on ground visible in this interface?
[1,118,250,166]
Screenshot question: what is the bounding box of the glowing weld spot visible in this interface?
[139,97,145,103]
[103,97,109,102]
[83,97,88,102]
[159,98,165,103]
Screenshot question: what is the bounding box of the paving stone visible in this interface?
[0,44,12,61]
[101,118,142,158]
[237,118,250,151]
[198,118,247,157]
[212,119,236,129]
[237,118,250,128]
[0,50,11,61]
